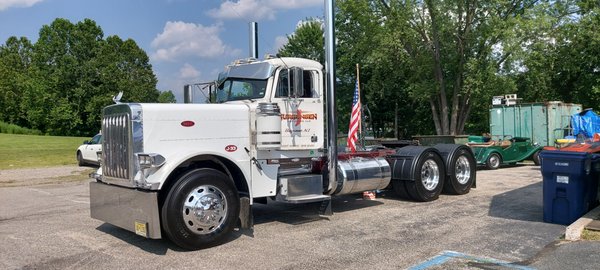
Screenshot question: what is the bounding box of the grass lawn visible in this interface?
[581,229,600,241]
[0,133,91,169]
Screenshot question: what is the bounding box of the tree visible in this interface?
[0,18,160,136]
[269,1,599,138]
[86,35,159,133]
[548,4,600,108]
[373,0,550,135]
[277,19,325,65]
[0,36,33,127]
[27,18,104,135]
[158,90,177,103]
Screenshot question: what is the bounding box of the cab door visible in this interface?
[272,68,324,150]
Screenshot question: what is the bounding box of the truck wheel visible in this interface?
[77,151,84,166]
[405,153,445,202]
[442,151,475,195]
[532,150,541,166]
[486,153,501,170]
[161,168,239,250]
[392,180,412,200]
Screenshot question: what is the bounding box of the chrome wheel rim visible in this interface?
[455,156,471,184]
[421,159,440,191]
[183,185,227,235]
[489,155,500,168]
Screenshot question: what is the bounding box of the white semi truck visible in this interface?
[89,0,476,250]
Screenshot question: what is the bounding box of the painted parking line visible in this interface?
[408,250,535,270]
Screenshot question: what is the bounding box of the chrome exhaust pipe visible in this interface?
[325,0,337,194]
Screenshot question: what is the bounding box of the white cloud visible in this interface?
[208,0,275,21]
[0,0,43,11]
[151,21,229,61]
[208,0,321,21]
[179,63,200,79]
[274,35,288,51]
[269,0,322,9]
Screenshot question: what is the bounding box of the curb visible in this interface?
[565,205,600,240]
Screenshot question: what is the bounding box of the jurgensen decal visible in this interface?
[280,113,318,120]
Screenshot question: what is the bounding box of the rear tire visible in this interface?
[161,168,239,250]
[405,153,445,202]
[532,150,541,166]
[392,180,412,200]
[486,153,501,170]
[442,148,475,195]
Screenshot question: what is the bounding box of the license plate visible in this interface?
[556,175,569,184]
[134,221,148,237]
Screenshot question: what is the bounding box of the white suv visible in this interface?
[76,133,102,166]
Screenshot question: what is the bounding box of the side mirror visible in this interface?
[291,67,304,97]
[83,140,90,144]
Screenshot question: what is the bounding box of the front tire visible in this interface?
[77,151,84,166]
[161,168,240,250]
[486,153,501,170]
[405,153,445,202]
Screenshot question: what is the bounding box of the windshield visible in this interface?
[216,78,267,103]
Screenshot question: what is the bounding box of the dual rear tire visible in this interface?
[392,145,476,201]
[393,148,446,202]
[438,145,476,195]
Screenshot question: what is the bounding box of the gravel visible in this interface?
[0,165,94,186]
[0,164,572,269]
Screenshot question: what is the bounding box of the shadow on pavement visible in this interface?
[96,224,180,254]
[488,182,544,222]
[251,193,384,226]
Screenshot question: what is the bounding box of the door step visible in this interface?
[280,194,331,204]
[276,174,330,203]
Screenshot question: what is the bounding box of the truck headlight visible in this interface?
[137,153,166,169]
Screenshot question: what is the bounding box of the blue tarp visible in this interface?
[571,110,600,138]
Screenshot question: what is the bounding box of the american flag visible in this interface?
[347,79,361,152]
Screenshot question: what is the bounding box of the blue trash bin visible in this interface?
[540,151,600,225]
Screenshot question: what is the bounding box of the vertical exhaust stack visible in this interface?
[183,84,193,104]
[249,22,258,59]
[325,0,337,194]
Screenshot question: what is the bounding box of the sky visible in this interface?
[0,0,324,102]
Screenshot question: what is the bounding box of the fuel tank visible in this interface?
[333,156,391,195]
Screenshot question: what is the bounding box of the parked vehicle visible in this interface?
[470,137,542,170]
[89,0,477,250]
[76,133,102,166]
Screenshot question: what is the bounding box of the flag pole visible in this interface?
[347,64,361,153]
[356,63,362,150]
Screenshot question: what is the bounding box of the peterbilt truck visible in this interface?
[89,1,476,250]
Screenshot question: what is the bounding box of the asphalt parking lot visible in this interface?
[0,164,598,269]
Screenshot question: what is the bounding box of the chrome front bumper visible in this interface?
[89,181,162,239]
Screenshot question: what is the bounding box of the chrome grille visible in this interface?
[103,113,130,180]
[100,104,143,187]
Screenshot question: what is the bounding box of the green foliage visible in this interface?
[0,121,42,135]
[278,19,325,64]
[279,0,598,138]
[0,18,160,137]
[0,133,85,169]
[158,90,177,103]
[0,36,32,128]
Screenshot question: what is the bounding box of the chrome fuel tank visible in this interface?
[334,156,391,195]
